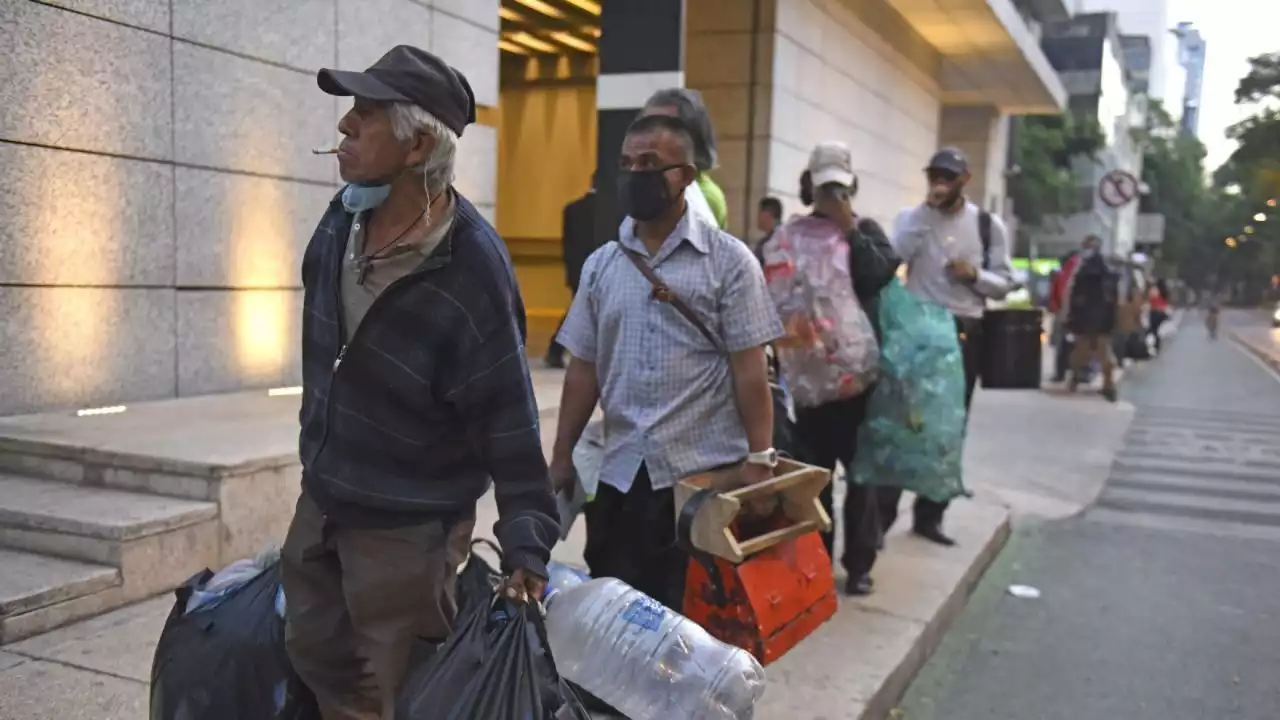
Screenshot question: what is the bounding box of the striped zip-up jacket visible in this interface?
[298,191,557,577]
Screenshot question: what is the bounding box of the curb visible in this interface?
[858,511,1014,720]
[1229,329,1280,375]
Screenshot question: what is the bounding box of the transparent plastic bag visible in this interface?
[762,216,879,408]
[184,546,279,615]
[556,421,605,540]
[571,420,605,499]
[544,578,766,720]
[852,280,969,503]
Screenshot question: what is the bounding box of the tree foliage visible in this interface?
[1140,101,1212,278]
[1234,51,1280,104]
[1220,52,1280,199]
[1203,51,1280,300]
[1008,112,1106,227]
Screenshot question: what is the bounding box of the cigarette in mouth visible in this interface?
[311,146,340,155]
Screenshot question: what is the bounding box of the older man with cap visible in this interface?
[282,45,558,719]
[880,147,1013,547]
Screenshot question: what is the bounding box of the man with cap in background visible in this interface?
[881,147,1014,546]
[283,45,558,719]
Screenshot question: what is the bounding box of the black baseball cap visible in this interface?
[317,45,476,137]
[926,147,969,174]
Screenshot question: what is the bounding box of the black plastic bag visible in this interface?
[455,538,503,620]
[1126,331,1152,360]
[396,593,589,720]
[150,563,319,720]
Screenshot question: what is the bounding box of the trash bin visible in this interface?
[981,309,1042,389]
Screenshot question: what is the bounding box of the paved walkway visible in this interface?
[902,308,1280,720]
[0,347,1143,719]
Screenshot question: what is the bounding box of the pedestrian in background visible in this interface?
[760,142,899,595]
[1066,242,1120,401]
[1048,241,1089,383]
[285,45,557,718]
[548,114,783,610]
[882,148,1014,546]
[642,88,728,229]
[756,196,783,248]
[1147,277,1171,355]
[545,175,599,369]
[1206,296,1221,340]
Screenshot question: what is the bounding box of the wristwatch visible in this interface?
[745,448,779,468]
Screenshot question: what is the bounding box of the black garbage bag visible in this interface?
[150,563,319,720]
[455,538,503,620]
[396,592,589,720]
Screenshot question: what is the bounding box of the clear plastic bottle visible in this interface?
[543,561,591,602]
[544,577,766,720]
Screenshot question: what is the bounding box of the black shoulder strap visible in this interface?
[978,210,992,271]
[618,246,724,352]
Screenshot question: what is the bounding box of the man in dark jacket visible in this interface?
[284,45,558,718]
[760,142,900,595]
[1066,243,1120,401]
[545,177,598,368]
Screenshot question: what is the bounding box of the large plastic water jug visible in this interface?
[543,577,766,720]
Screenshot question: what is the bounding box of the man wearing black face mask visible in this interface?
[880,147,1013,547]
[548,114,784,609]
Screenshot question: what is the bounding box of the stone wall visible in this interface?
[687,0,944,238]
[938,104,1011,215]
[0,0,498,415]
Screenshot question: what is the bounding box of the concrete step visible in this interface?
[0,475,219,606]
[0,434,227,502]
[0,548,122,645]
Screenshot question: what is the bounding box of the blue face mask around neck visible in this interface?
[341,183,392,214]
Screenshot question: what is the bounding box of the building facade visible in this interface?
[0,0,1063,415]
[0,0,500,416]
[1171,21,1205,137]
[1070,0,1178,105]
[1032,11,1148,259]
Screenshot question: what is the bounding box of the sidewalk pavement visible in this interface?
[0,367,1136,720]
[1040,308,1185,394]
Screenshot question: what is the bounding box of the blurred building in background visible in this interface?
[0,0,1066,415]
[1031,11,1149,259]
[1171,21,1206,138]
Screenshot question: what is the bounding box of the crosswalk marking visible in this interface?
[1101,486,1280,518]
[1085,507,1280,543]
[1109,472,1280,500]
[1087,406,1280,541]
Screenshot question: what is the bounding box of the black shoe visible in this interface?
[544,353,566,369]
[1102,386,1118,403]
[913,524,956,547]
[845,573,874,596]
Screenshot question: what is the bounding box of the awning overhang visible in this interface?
[882,0,1068,114]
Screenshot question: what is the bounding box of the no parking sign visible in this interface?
[1099,170,1140,208]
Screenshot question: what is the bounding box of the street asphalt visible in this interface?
[899,310,1280,720]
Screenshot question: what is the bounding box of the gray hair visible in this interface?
[643,88,717,172]
[389,102,457,195]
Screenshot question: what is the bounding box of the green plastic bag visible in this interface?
[852,280,969,503]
